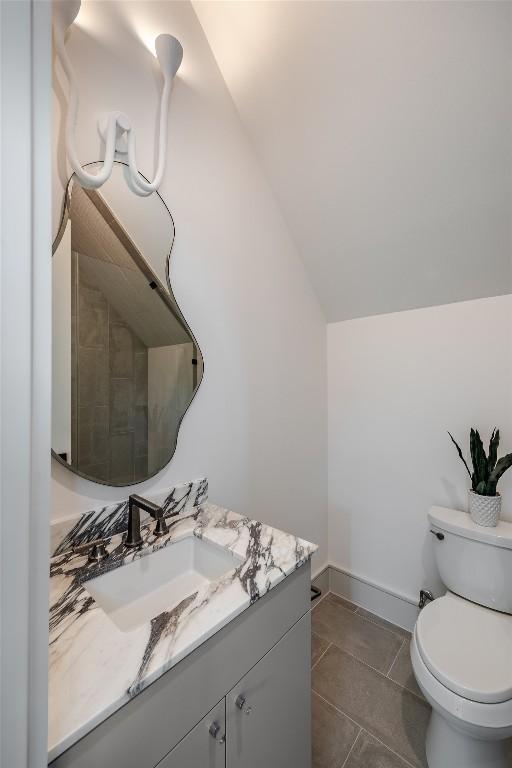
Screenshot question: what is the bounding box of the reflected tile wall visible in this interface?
[73,251,148,483]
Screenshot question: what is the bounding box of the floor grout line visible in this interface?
[322,591,411,645]
[312,688,421,768]
[314,633,400,679]
[311,589,331,611]
[324,593,358,614]
[312,602,428,765]
[313,625,423,697]
[353,604,410,642]
[311,641,332,672]
[405,686,426,703]
[384,636,427,703]
[339,726,362,768]
[386,636,405,677]
[359,728,419,768]
[311,689,363,733]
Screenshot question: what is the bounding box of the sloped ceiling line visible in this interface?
[194,0,512,322]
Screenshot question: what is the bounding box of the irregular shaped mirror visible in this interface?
[52,162,203,486]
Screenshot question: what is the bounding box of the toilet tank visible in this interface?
[429,506,512,614]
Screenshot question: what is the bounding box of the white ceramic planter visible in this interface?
[468,490,501,527]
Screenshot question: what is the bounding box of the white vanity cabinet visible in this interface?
[50,564,311,768]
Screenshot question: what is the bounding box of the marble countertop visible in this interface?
[48,502,316,762]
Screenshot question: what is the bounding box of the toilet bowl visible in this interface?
[411,507,512,767]
[411,593,512,767]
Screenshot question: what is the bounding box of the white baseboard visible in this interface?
[313,564,419,632]
[312,565,329,596]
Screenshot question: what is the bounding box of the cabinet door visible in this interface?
[226,612,311,768]
[157,699,226,768]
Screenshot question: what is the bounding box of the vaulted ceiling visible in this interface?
[195,1,512,321]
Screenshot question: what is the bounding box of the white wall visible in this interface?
[1,1,52,765]
[328,295,512,603]
[196,1,512,322]
[52,1,327,570]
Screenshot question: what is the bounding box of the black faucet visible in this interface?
[125,494,168,548]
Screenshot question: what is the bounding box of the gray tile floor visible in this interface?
[311,592,431,768]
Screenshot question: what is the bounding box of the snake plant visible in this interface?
[448,428,512,497]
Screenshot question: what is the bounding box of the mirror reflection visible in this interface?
[52,162,203,486]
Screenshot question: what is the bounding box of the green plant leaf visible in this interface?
[470,428,478,482]
[448,432,472,481]
[488,428,500,473]
[487,480,498,497]
[476,480,489,495]
[489,453,512,487]
[473,429,489,485]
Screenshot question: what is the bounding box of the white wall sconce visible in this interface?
[53,0,183,196]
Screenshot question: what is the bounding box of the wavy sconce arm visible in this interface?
[125,76,172,196]
[53,0,183,196]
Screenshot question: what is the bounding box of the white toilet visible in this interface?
[411,506,512,768]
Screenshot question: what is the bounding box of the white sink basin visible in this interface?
[84,536,243,632]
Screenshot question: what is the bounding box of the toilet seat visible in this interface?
[411,631,512,735]
[416,593,512,704]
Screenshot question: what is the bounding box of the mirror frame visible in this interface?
[52,160,204,486]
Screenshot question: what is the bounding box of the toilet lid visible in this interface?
[416,593,512,704]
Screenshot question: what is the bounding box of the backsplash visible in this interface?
[51,477,208,556]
